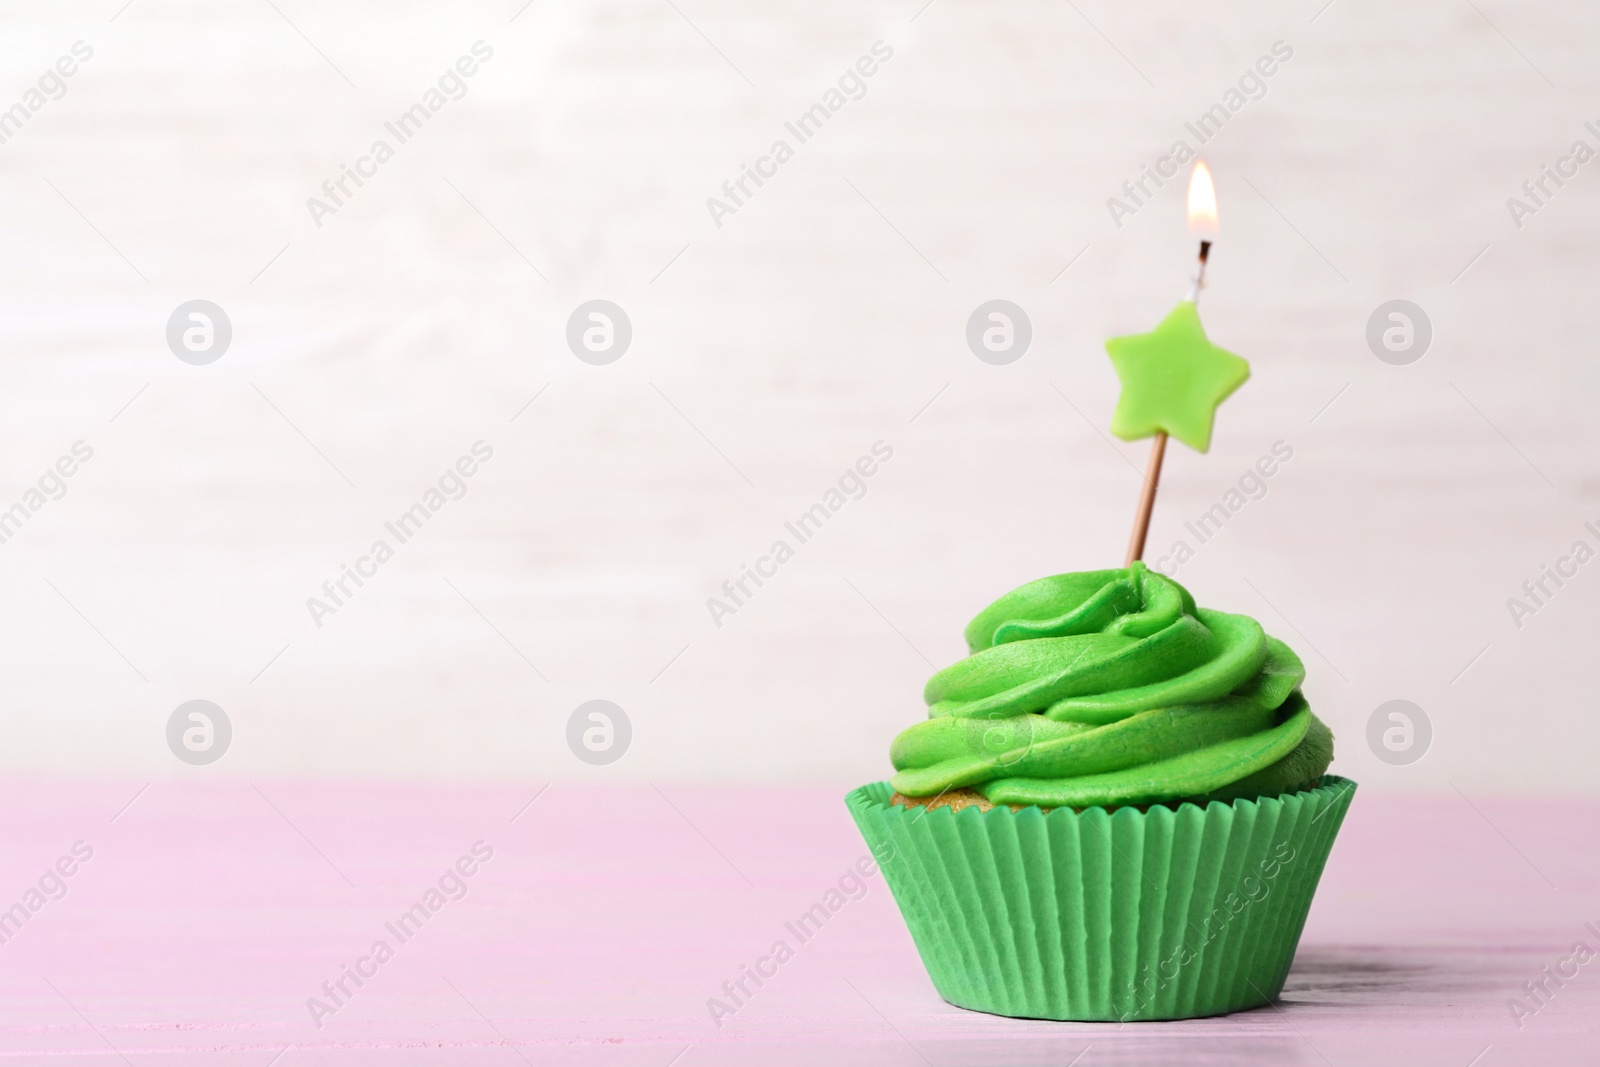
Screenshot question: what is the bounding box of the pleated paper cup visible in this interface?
[846,775,1356,1021]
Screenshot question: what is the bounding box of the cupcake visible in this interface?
[847,561,1355,1021]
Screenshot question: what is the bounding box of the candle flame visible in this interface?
[1187,159,1218,236]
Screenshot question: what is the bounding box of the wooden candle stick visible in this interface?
[1124,431,1168,567]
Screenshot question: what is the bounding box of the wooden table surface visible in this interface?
[1,780,1593,1065]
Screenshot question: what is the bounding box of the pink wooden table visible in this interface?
[1,781,1594,1064]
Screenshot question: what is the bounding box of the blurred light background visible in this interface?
[2,0,1595,794]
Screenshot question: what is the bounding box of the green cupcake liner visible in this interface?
[846,775,1356,1021]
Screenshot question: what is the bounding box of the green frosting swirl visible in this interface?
[889,563,1334,808]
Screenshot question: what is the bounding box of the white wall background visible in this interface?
[2,0,1597,794]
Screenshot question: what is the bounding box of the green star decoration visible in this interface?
[1105,301,1250,453]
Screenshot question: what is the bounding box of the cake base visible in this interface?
[889,788,1021,814]
[852,776,1358,1021]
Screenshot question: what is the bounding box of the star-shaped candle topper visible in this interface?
[1105,300,1250,453]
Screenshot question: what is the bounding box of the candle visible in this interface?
[1105,160,1250,566]
[1186,158,1219,303]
